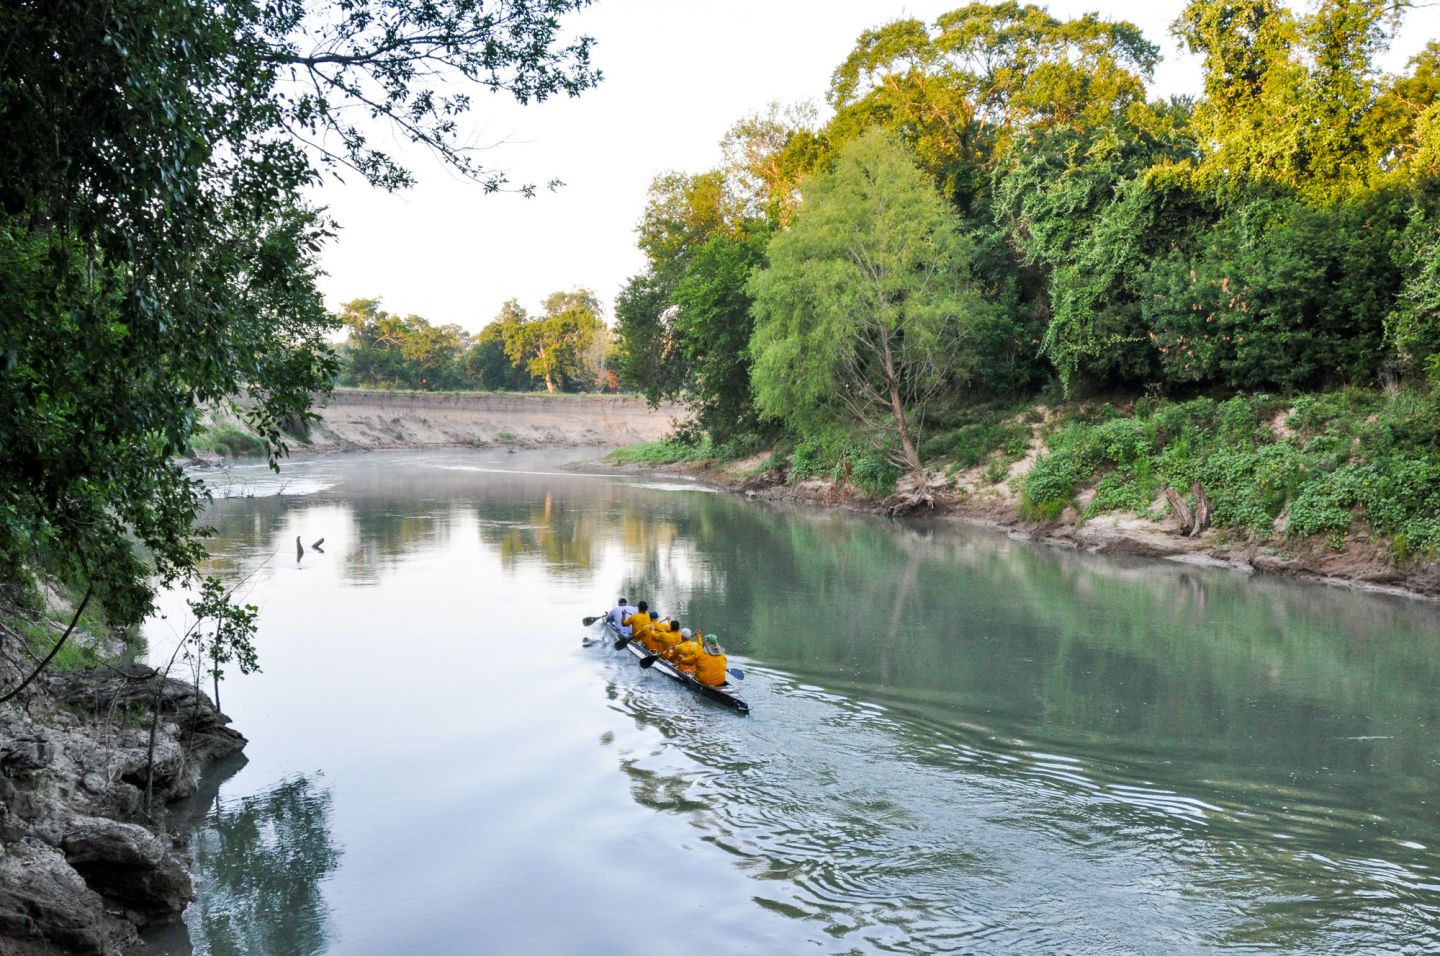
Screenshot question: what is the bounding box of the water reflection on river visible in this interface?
[143,448,1440,954]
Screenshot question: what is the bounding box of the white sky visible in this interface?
[313,0,1440,333]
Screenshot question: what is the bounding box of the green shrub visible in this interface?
[983,456,1010,484]
[1020,449,1086,520]
[190,423,267,458]
[852,453,900,497]
[606,440,711,466]
[920,417,1028,469]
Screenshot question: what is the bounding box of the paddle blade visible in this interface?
[639,654,658,669]
[612,636,630,650]
[582,613,606,626]
[727,666,746,680]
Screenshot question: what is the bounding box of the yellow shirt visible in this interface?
[654,627,683,654]
[622,612,652,643]
[643,620,674,653]
[669,640,700,675]
[695,646,727,686]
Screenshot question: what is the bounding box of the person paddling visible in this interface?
[695,634,728,686]
[653,619,684,656]
[668,628,701,676]
[622,601,653,647]
[608,597,632,637]
[642,615,673,653]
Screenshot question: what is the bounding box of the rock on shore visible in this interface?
[0,664,246,954]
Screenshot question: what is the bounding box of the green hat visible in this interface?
[702,635,723,656]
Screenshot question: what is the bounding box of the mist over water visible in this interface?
[145,448,1440,955]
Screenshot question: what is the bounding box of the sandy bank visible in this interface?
[301,389,684,450]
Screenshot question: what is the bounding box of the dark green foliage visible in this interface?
[1141,194,1401,390]
[1386,194,1440,382]
[615,270,687,406]
[672,229,774,440]
[466,326,535,392]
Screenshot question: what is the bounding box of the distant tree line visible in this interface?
[335,291,619,393]
[614,0,1440,486]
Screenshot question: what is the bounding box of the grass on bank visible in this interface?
[188,422,269,458]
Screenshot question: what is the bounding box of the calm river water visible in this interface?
[141,448,1440,955]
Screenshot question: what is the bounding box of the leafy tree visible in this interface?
[336,299,471,390]
[0,0,600,668]
[1173,0,1406,201]
[617,169,752,408]
[826,3,1159,202]
[499,291,605,393]
[614,270,687,404]
[672,228,774,441]
[720,102,824,226]
[749,131,999,482]
[467,321,536,391]
[636,171,746,279]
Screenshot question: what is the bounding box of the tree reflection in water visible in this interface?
[189,775,341,956]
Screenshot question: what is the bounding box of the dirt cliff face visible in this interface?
[302,390,684,450]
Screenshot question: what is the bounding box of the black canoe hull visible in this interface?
[601,620,750,716]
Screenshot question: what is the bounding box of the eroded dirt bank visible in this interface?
[603,454,1440,604]
[300,389,683,450]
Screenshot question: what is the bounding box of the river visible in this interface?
[141,448,1440,955]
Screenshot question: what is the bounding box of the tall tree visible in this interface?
[720,102,824,226]
[671,228,774,441]
[616,169,749,407]
[499,291,605,393]
[749,131,997,484]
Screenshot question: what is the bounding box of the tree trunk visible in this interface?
[879,327,923,482]
[1164,486,1194,534]
[1189,482,1213,537]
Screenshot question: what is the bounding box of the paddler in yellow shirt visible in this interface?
[644,616,675,654]
[621,601,653,646]
[652,619,684,657]
[695,634,729,686]
[667,628,701,676]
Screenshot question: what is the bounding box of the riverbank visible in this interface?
[0,633,245,953]
[596,393,1440,604]
[193,390,684,460]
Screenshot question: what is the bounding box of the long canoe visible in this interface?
[600,619,750,716]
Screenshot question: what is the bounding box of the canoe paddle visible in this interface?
[581,612,607,626]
